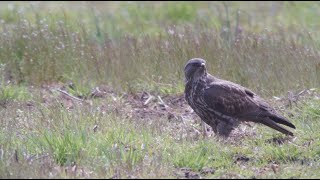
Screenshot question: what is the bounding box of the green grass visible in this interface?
[0,94,319,178]
[0,84,31,102]
[0,1,319,178]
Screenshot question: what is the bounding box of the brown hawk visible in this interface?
[184,58,296,137]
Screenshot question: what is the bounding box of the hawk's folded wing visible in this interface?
[203,80,295,135]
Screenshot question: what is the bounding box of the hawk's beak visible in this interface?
[200,63,205,67]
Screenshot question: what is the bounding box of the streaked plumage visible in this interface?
[184,58,296,137]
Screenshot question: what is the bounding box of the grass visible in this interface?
[0,1,319,95]
[0,83,31,102]
[0,1,319,179]
[0,94,319,178]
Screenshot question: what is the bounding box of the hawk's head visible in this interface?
[184,58,207,83]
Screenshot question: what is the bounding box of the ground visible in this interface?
[1,83,319,178]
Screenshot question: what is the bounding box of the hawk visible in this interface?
[184,58,296,137]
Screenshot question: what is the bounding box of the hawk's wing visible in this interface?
[203,81,259,117]
[203,80,295,135]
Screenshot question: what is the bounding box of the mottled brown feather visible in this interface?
[184,58,296,137]
[203,77,295,135]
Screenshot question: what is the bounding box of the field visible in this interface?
[0,1,320,178]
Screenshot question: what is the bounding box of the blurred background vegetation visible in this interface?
[0,1,319,96]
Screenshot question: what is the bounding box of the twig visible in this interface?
[34,154,50,161]
[235,9,240,41]
[143,95,154,106]
[56,88,84,102]
[14,149,18,163]
[297,89,307,97]
[190,123,202,136]
[0,148,3,160]
[287,91,294,108]
[157,95,170,109]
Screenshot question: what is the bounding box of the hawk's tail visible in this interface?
[268,114,296,129]
[259,117,294,136]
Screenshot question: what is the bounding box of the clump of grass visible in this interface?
[171,141,233,171]
[0,83,31,102]
[39,129,87,166]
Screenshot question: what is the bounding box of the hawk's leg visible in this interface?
[215,120,240,138]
